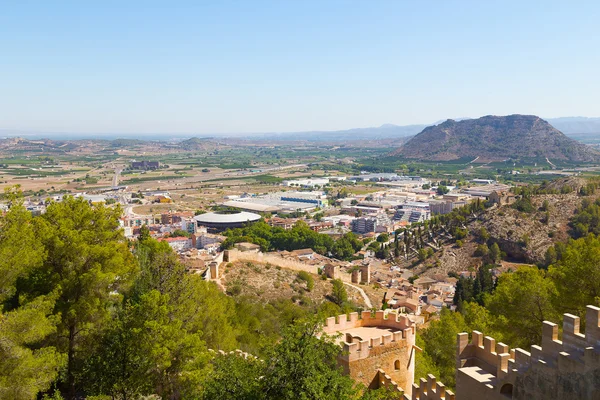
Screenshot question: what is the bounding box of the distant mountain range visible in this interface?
[391,115,600,163]
[1,117,600,142]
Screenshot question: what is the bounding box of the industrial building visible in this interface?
[281,178,329,188]
[130,160,159,170]
[221,191,327,214]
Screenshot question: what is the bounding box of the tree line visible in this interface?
[222,220,363,260]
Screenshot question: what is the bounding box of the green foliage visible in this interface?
[511,197,535,213]
[420,308,468,388]
[203,317,393,400]
[453,265,495,308]
[474,244,489,257]
[376,233,389,243]
[22,196,137,396]
[436,185,449,195]
[330,279,348,308]
[489,242,502,263]
[223,221,362,260]
[0,295,65,400]
[478,227,490,243]
[297,271,315,292]
[170,228,191,237]
[570,198,600,238]
[261,318,358,399]
[550,234,600,317]
[486,266,559,349]
[417,247,434,262]
[202,352,263,399]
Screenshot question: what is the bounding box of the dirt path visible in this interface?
[344,282,373,309]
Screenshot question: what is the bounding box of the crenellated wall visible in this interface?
[375,369,405,396]
[324,310,413,335]
[324,311,416,396]
[455,305,600,400]
[409,374,456,400]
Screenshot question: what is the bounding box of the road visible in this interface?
[343,282,373,309]
[112,168,122,187]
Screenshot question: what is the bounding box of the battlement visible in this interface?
[375,369,405,395]
[323,310,414,334]
[410,374,455,400]
[323,311,416,396]
[458,305,600,380]
[456,305,600,399]
[322,311,415,363]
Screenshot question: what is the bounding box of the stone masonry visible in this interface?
[323,311,416,397]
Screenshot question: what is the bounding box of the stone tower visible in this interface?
[323,311,416,396]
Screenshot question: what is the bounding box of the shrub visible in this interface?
[297,271,315,292]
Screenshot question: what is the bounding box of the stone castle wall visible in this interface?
[224,249,352,283]
[325,311,416,396]
[454,305,600,400]
[409,374,455,400]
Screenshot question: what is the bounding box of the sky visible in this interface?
[1,0,599,135]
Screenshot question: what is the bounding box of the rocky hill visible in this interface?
[392,115,600,162]
[415,189,583,278]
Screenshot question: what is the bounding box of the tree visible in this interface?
[540,199,550,211]
[330,279,348,308]
[202,352,263,400]
[261,318,358,400]
[474,244,489,257]
[0,188,64,399]
[0,295,65,400]
[134,237,238,351]
[478,227,490,243]
[486,266,559,349]
[139,224,151,242]
[550,234,600,318]
[376,233,389,243]
[420,308,468,388]
[297,271,315,292]
[23,197,138,398]
[203,318,396,400]
[436,185,449,195]
[489,242,502,263]
[84,290,210,399]
[170,229,191,238]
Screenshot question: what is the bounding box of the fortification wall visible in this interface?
[224,249,352,283]
[409,374,455,400]
[323,311,413,335]
[325,311,416,396]
[456,305,600,400]
[375,369,406,397]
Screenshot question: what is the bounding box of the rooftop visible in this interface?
[332,326,402,346]
[193,211,261,224]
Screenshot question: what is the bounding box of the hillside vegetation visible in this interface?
[415,177,600,389]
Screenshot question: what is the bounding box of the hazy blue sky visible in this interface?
[1,1,599,134]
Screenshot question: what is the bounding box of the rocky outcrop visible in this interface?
[392,115,600,162]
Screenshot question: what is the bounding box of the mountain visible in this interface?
[392,115,600,162]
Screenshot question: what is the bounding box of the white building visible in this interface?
[160,237,193,252]
[281,178,329,188]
